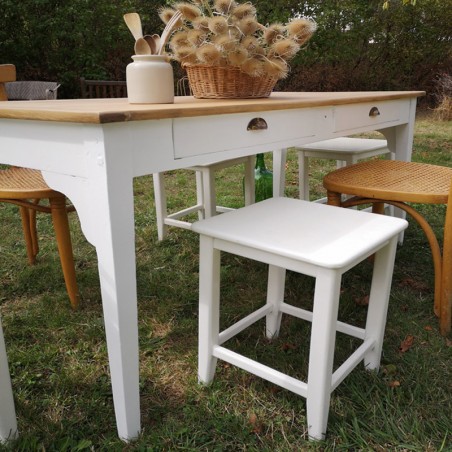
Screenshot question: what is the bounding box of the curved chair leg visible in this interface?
[339,196,446,329]
[49,196,80,309]
[441,193,452,336]
[29,200,40,258]
[19,206,37,265]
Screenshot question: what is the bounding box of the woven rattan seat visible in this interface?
[0,64,79,308]
[323,159,452,336]
[0,167,55,197]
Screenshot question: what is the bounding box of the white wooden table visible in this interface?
[0,91,424,441]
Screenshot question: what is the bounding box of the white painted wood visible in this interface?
[295,137,392,202]
[0,318,17,443]
[333,100,409,133]
[192,197,408,440]
[153,156,255,240]
[198,236,220,384]
[265,265,285,338]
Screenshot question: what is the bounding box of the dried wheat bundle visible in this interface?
[159,0,316,81]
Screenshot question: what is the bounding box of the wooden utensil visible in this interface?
[124,12,143,41]
[158,11,182,55]
[144,34,160,55]
[134,37,152,55]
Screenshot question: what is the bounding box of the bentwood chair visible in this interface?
[0,64,79,308]
[323,159,452,336]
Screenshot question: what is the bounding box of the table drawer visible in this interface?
[173,107,330,159]
[333,100,410,132]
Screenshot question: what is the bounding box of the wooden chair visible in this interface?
[0,64,79,308]
[323,159,452,336]
[192,197,407,440]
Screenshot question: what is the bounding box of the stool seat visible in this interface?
[192,197,407,440]
[300,137,389,154]
[193,197,406,269]
[294,137,392,203]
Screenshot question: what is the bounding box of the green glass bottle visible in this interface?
[254,153,273,202]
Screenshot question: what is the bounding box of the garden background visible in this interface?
[1,0,451,108]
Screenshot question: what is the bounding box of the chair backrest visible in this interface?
[80,78,127,99]
[5,81,60,100]
[0,64,16,101]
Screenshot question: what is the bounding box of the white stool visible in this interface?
[0,317,17,443]
[192,197,408,440]
[297,138,392,202]
[153,156,255,241]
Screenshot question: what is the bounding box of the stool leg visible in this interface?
[0,319,18,443]
[201,168,217,218]
[307,268,341,441]
[364,236,398,369]
[244,155,256,205]
[298,151,310,201]
[266,265,285,339]
[195,170,205,220]
[152,173,168,241]
[198,235,220,384]
[272,149,287,198]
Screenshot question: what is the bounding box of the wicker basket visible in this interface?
[185,65,278,99]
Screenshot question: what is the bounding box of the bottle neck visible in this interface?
[255,153,267,171]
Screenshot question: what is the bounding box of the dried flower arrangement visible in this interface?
[158,0,316,98]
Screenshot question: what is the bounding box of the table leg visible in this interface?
[43,140,141,441]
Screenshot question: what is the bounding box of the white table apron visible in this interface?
[0,92,422,441]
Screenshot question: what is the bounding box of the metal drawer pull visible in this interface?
[369,107,380,117]
[247,117,268,131]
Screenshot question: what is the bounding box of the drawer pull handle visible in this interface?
[369,107,380,117]
[247,117,268,131]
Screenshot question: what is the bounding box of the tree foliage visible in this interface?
[0,0,450,104]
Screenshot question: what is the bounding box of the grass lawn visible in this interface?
[0,113,451,451]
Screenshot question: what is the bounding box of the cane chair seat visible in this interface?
[323,159,452,336]
[0,166,55,197]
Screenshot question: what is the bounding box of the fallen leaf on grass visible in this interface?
[399,277,430,292]
[399,335,415,353]
[249,413,262,434]
[424,325,433,331]
[388,380,401,388]
[446,338,452,347]
[383,364,398,375]
[354,295,369,306]
[282,342,297,351]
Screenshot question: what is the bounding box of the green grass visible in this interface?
[0,113,451,451]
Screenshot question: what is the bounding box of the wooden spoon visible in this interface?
[144,34,160,55]
[134,37,152,55]
[124,12,143,41]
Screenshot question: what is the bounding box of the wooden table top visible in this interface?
[0,91,425,124]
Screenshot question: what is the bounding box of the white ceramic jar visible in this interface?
[126,55,174,104]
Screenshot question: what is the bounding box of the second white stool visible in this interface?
[297,137,392,202]
[153,156,255,241]
[192,197,407,440]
